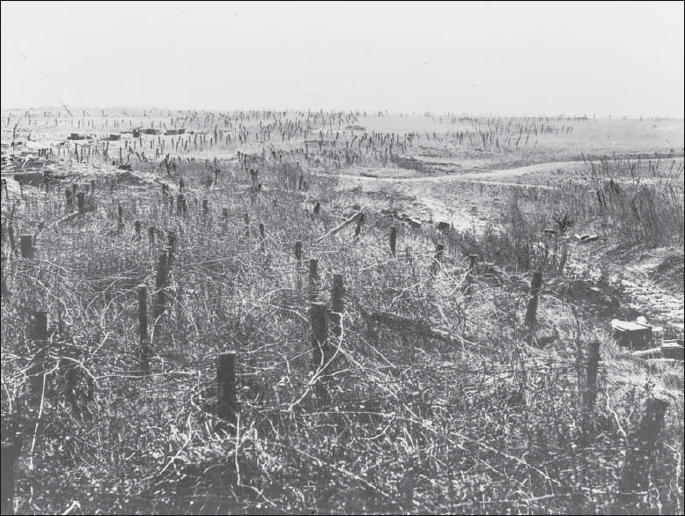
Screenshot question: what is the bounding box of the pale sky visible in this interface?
[1,1,683,117]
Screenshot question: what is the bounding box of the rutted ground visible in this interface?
[335,157,685,337]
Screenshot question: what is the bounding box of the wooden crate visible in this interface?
[611,320,653,349]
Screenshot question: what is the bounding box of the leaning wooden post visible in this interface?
[134,221,142,241]
[353,213,365,242]
[117,203,124,235]
[20,235,34,259]
[310,302,331,404]
[77,192,85,214]
[1,256,8,299]
[524,271,544,328]
[217,352,237,428]
[138,285,150,375]
[309,259,319,302]
[65,188,73,209]
[616,398,669,511]
[431,243,444,275]
[28,310,49,395]
[330,274,345,343]
[389,227,397,258]
[176,194,186,217]
[153,250,170,335]
[585,341,601,411]
[1,440,22,515]
[167,231,177,267]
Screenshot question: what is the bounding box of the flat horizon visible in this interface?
[2,2,683,118]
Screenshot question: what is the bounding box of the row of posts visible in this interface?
[0,306,669,514]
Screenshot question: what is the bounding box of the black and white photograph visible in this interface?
[1,1,683,514]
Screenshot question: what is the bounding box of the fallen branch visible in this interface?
[316,211,361,244]
[49,205,96,228]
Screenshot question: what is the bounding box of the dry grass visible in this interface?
[1,109,683,515]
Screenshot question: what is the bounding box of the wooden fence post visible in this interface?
[330,274,344,343]
[309,259,319,302]
[310,302,331,404]
[1,440,21,515]
[28,310,49,395]
[153,250,170,335]
[202,199,209,219]
[1,256,8,299]
[20,235,34,259]
[217,352,237,428]
[616,398,669,511]
[134,221,142,241]
[432,243,444,275]
[167,232,177,267]
[177,194,187,217]
[65,188,73,209]
[353,213,365,242]
[585,341,601,410]
[389,227,397,258]
[77,192,85,215]
[148,226,156,245]
[138,285,150,375]
[524,271,544,328]
[117,203,124,235]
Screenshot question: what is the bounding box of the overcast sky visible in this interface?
[1,1,683,117]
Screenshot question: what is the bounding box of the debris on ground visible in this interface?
[574,233,598,243]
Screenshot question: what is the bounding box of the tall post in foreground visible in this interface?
[1,256,8,299]
[585,341,601,411]
[389,227,397,258]
[616,398,669,512]
[138,285,150,375]
[153,250,170,337]
[524,271,544,328]
[217,352,238,429]
[309,259,319,302]
[28,310,49,396]
[20,235,34,259]
[1,440,22,515]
